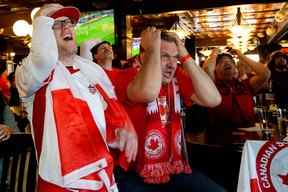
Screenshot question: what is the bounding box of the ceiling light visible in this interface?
[199,48,212,57]
[229,7,252,53]
[230,25,251,37]
[13,20,30,37]
[266,25,277,36]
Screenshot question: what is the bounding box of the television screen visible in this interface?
[75,10,115,46]
[131,37,141,57]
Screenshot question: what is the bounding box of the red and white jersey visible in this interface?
[15,16,120,192]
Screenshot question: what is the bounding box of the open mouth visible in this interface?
[163,71,173,79]
[224,65,232,71]
[104,49,112,54]
[63,34,73,41]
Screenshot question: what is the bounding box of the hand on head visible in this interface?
[166,31,184,46]
[228,48,242,57]
[0,124,12,142]
[140,27,161,53]
[33,3,63,19]
[164,31,189,56]
[210,48,221,57]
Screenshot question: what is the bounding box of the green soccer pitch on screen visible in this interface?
[75,10,115,46]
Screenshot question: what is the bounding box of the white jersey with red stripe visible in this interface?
[15,15,119,192]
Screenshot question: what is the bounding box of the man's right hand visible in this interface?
[140,27,161,53]
[33,3,63,20]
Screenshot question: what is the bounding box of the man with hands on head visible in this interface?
[15,3,137,192]
[108,30,224,192]
[203,48,270,144]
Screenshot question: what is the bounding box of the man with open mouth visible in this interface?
[15,3,138,192]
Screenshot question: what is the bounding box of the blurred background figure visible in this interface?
[90,41,114,69]
[203,48,270,144]
[0,90,19,183]
[0,92,18,141]
[268,51,288,108]
[80,39,126,69]
[7,71,29,132]
[0,60,11,103]
[7,72,20,107]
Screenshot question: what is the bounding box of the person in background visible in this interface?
[203,48,270,144]
[0,91,19,183]
[80,27,163,106]
[109,31,224,192]
[8,72,21,107]
[0,61,11,102]
[7,71,29,132]
[90,41,114,70]
[0,92,18,141]
[80,40,125,69]
[15,3,138,191]
[268,51,288,108]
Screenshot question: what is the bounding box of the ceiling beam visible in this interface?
[196,37,227,47]
[121,0,285,15]
[268,19,288,44]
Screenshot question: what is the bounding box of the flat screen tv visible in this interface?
[131,37,141,57]
[75,10,115,46]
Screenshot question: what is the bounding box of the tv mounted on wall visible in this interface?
[75,9,115,46]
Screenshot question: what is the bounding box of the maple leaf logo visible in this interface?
[278,173,288,185]
[148,138,159,151]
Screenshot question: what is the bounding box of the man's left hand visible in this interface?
[117,129,138,163]
[0,124,12,142]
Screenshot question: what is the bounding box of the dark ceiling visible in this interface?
[0,0,287,59]
[129,2,286,44]
[0,0,285,36]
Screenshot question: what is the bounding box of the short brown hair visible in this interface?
[90,41,111,55]
[160,31,177,44]
[216,53,235,65]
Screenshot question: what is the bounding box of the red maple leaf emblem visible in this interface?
[278,173,288,185]
[148,138,159,151]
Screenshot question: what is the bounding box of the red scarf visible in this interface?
[137,79,191,184]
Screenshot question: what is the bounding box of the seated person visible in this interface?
[108,30,224,192]
[203,48,270,144]
[268,51,288,108]
[0,91,19,182]
[0,92,18,141]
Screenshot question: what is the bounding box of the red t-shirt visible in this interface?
[0,74,11,102]
[207,79,256,144]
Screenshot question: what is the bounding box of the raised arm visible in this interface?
[173,35,221,107]
[15,4,60,97]
[232,49,271,92]
[202,48,220,81]
[127,27,162,102]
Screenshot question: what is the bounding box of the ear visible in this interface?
[93,53,98,59]
[93,53,99,62]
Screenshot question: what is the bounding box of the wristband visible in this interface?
[179,54,192,64]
